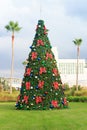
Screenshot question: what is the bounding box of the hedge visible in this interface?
[67,96,87,102]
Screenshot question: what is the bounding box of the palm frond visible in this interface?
[9,21,15,27]
[5,21,22,33]
[73,38,82,46]
[15,27,22,31]
[5,25,11,31]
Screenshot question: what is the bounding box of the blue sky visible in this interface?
[0,0,87,77]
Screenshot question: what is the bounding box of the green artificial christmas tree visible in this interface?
[16,20,68,110]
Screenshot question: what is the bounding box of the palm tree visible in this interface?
[73,38,82,91]
[5,21,21,94]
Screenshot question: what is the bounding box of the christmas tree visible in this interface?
[16,20,68,110]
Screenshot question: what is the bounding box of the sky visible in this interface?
[0,0,87,78]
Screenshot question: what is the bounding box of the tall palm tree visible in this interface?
[73,38,82,91]
[5,21,21,94]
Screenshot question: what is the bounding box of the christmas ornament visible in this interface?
[36,96,42,104]
[55,93,58,95]
[63,97,68,106]
[46,52,53,60]
[37,39,44,46]
[39,67,46,74]
[31,103,34,106]
[31,86,33,89]
[50,89,53,92]
[53,82,59,89]
[38,80,44,89]
[52,68,58,76]
[35,86,38,89]
[42,60,45,64]
[38,57,41,61]
[24,95,28,104]
[31,52,37,60]
[26,82,30,90]
[35,76,38,78]
[30,46,32,49]
[36,25,39,30]
[25,68,31,76]
[51,100,58,108]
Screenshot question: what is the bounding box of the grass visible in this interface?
[0,102,87,130]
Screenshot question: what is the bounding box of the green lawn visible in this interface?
[0,102,87,130]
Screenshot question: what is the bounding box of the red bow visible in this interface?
[26,82,30,90]
[53,82,59,89]
[38,81,44,89]
[36,96,42,104]
[46,52,53,60]
[24,95,28,104]
[63,97,68,105]
[51,100,58,108]
[17,95,20,101]
[25,68,31,76]
[44,26,47,34]
[44,25,46,30]
[39,67,46,74]
[52,68,58,76]
[36,25,38,30]
[37,39,44,46]
[31,52,37,60]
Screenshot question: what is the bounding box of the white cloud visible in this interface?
[60,0,87,19]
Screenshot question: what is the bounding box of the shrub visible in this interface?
[74,90,87,96]
[67,96,87,102]
[0,91,19,102]
[0,84,3,92]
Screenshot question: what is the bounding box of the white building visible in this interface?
[52,47,87,87]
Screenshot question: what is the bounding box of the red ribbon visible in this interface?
[17,95,20,101]
[38,80,44,89]
[31,52,37,60]
[25,68,31,76]
[36,25,38,30]
[46,52,53,60]
[63,97,68,105]
[53,82,59,89]
[37,39,44,46]
[44,25,46,30]
[36,96,42,104]
[52,68,58,76]
[26,82,30,90]
[51,100,58,108]
[24,95,28,104]
[39,67,46,74]
[44,26,47,34]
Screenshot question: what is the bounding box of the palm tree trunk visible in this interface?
[10,33,14,94]
[76,46,79,91]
